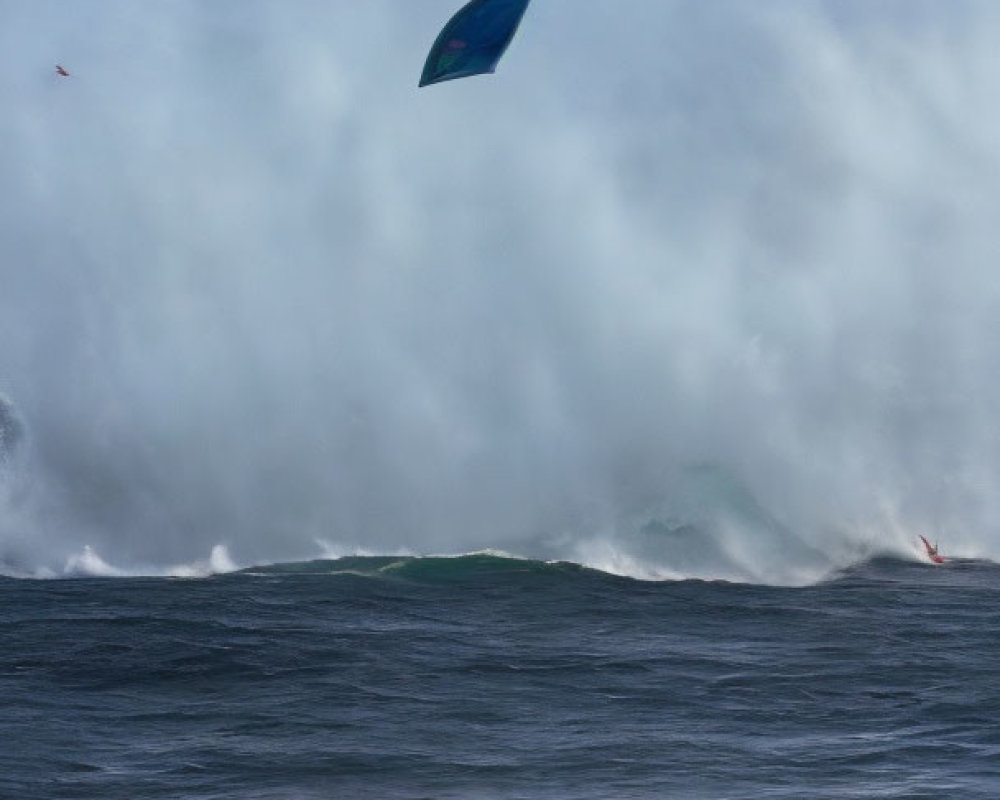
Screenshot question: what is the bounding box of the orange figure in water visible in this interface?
[919,535,945,564]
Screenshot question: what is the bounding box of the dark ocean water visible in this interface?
[2,553,999,799]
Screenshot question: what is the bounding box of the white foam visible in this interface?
[64,545,124,577]
[571,538,686,583]
[314,538,411,560]
[166,544,239,578]
[60,543,239,579]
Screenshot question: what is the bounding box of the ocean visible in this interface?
[3,553,998,799]
[5,1,1000,797]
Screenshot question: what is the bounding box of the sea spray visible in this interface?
[1,3,1000,578]
[0,394,23,463]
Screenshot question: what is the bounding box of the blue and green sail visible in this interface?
[420,0,532,87]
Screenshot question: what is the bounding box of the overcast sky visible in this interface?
[2,1,1000,579]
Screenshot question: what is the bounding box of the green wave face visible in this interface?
[241,552,600,584]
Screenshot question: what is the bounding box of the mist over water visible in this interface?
[2,1,1000,582]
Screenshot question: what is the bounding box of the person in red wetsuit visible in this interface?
[919,535,945,564]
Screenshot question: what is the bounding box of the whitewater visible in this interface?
[4,1,1000,579]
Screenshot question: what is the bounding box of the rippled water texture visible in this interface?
[3,554,999,799]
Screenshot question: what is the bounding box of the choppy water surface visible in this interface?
[3,554,999,799]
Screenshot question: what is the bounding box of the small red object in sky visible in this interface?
[56,65,70,77]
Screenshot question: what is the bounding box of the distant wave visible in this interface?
[6,544,996,587]
[825,552,999,586]
[238,551,612,584]
[236,550,998,587]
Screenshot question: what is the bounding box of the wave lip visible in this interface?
[241,550,602,584]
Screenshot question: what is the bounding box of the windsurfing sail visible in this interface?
[919,535,945,564]
[419,0,531,87]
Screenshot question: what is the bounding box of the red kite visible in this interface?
[56,65,70,77]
